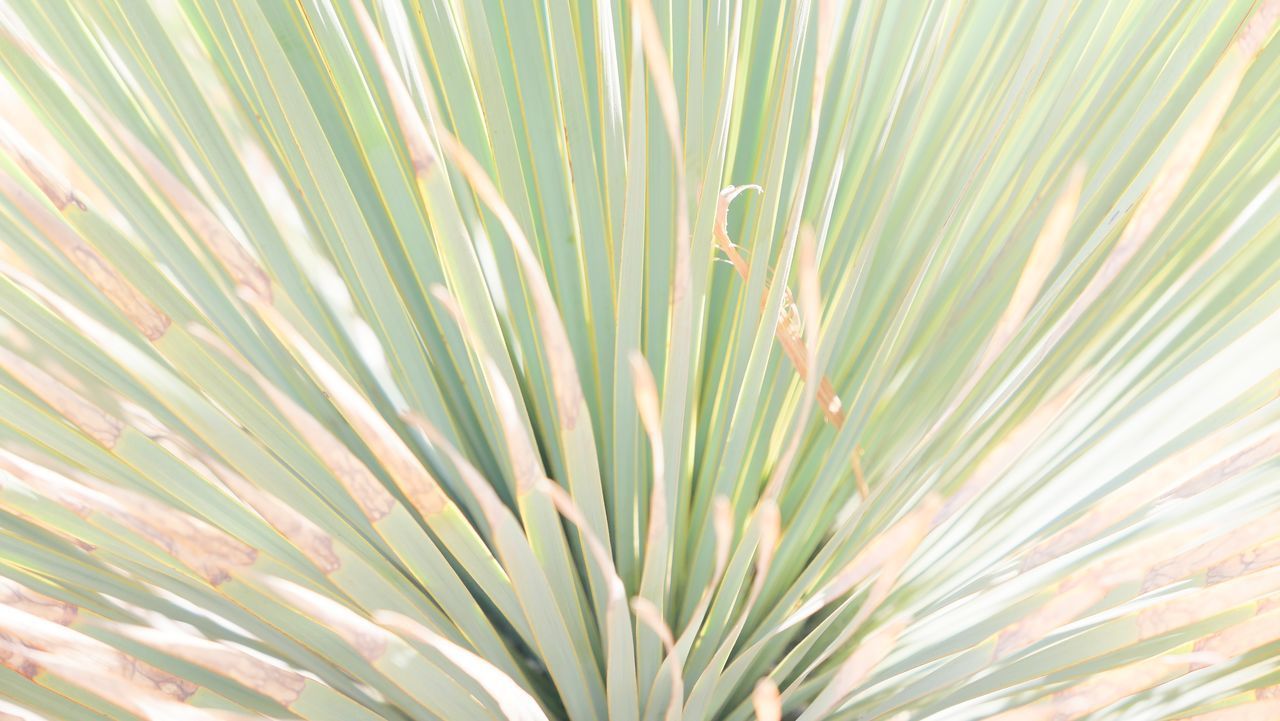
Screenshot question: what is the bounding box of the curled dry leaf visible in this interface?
[713,185,844,425]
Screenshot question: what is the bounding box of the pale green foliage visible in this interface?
[0,1,1278,720]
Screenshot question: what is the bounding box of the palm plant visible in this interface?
[0,0,1278,718]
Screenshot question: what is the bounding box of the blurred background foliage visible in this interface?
[0,0,1278,719]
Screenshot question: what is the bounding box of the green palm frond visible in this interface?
[0,0,1278,720]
